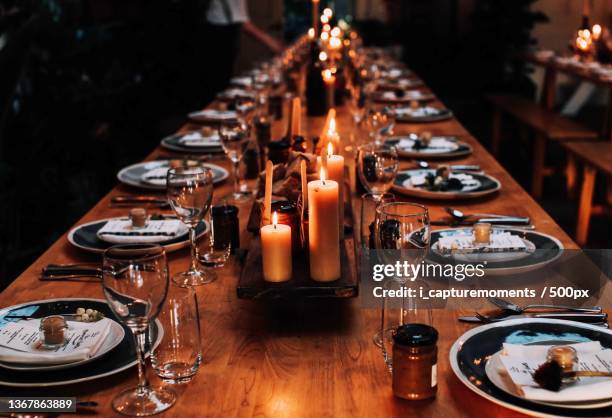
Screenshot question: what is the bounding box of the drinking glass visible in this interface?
[198,213,232,268]
[220,121,251,202]
[167,166,215,286]
[360,192,394,250]
[151,285,202,384]
[357,144,399,199]
[374,202,431,368]
[102,244,175,416]
[365,107,391,144]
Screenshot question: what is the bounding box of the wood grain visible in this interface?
[0,71,584,418]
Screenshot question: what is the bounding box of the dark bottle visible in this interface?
[211,204,240,253]
[306,40,328,116]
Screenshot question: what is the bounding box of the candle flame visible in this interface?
[323,7,332,18]
[331,27,341,37]
[320,31,329,42]
[328,117,336,134]
[319,51,328,61]
[320,15,329,24]
[272,211,278,227]
[329,36,342,49]
[308,28,315,39]
[322,69,334,83]
[323,24,331,33]
[320,167,326,182]
[593,24,602,40]
[327,141,334,156]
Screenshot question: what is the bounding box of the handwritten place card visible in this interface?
[498,342,612,402]
[0,318,112,364]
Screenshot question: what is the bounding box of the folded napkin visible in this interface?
[190,109,237,122]
[382,91,425,100]
[219,88,255,100]
[230,76,253,87]
[178,132,221,147]
[97,219,185,244]
[407,172,477,188]
[499,341,612,402]
[395,106,441,118]
[0,318,112,365]
[437,231,527,252]
[397,137,458,152]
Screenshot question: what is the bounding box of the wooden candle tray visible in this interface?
[237,236,358,299]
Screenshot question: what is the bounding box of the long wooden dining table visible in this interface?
[0,68,593,418]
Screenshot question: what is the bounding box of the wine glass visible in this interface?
[102,244,175,416]
[167,166,215,286]
[365,107,390,144]
[374,202,431,368]
[220,121,251,202]
[357,144,399,199]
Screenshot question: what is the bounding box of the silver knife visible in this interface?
[459,312,608,323]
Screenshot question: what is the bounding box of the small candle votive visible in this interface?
[473,222,492,244]
[129,208,148,229]
[39,315,68,348]
[547,346,578,373]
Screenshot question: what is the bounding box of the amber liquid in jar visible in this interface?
[392,324,438,400]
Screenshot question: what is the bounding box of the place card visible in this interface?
[437,231,527,253]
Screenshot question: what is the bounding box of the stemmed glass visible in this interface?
[167,166,215,286]
[365,107,391,144]
[102,244,175,416]
[219,121,251,202]
[357,144,399,200]
[374,202,431,368]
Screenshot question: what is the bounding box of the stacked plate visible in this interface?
[385,136,472,159]
[0,299,161,387]
[117,160,228,190]
[161,131,223,153]
[450,319,612,417]
[393,106,453,123]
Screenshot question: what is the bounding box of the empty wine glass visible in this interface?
[357,144,399,199]
[374,202,431,368]
[365,107,390,144]
[102,244,175,416]
[220,122,251,202]
[167,166,215,286]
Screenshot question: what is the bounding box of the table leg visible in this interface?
[531,135,547,199]
[576,165,596,246]
[565,153,578,199]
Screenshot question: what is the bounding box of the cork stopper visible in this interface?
[130,207,148,228]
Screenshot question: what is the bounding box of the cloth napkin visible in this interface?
[0,318,112,365]
[395,106,441,118]
[406,172,478,189]
[499,341,612,402]
[437,231,527,252]
[382,91,425,100]
[190,109,237,122]
[219,88,255,100]
[178,132,221,147]
[97,219,184,244]
[397,137,458,152]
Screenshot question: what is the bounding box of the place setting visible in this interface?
[160,126,224,154]
[371,89,436,104]
[384,131,473,159]
[117,159,228,190]
[392,103,454,123]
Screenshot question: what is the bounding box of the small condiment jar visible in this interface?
[473,222,492,244]
[547,345,578,383]
[255,117,272,148]
[39,315,68,348]
[212,204,240,253]
[129,208,148,229]
[392,323,438,400]
[267,139,291,165]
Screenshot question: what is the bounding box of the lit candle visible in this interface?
[300,159,308,212]
[308,168,340,281]
[326,116,340,150]
[324,142,345,240]
[592,24,602,40]
[473,222,492,244]
[261,212,292,282]
[322,69,335,110]
[308,27,315,40]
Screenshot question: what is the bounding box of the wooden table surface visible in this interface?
[0,73,587,417]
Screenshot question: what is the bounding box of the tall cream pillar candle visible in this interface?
[263,160,274,225]
[324,142,344,240]
[291,97,301,137]
[308,168,340,281]
[261,212,292,282]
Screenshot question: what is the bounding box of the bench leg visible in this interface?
[576,165,596,247]
[531,135,546,199]
[491,109,502,157]
[565,153,578,199]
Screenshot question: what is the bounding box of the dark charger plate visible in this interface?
[0,299,160,387]
[450,319,612,417]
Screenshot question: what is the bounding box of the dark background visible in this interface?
[0,0,609,289]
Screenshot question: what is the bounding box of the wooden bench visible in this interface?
[487,94,598,198]
[562,141,612,246]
